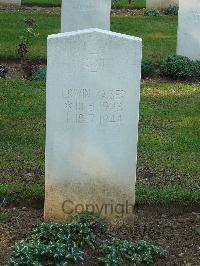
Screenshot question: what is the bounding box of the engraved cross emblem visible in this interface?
[84,52,104,73]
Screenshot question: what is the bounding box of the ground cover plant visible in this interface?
[0,12,177,62]
[7,212,166,265]
[1,80,200,205]
[144,8,160,17]
[161,54,200,80]
[1,205,200,265]
[163,5,178,15]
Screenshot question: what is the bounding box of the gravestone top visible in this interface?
[49,28,141,42]
[61,0,111,32]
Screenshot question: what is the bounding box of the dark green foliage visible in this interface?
[144,8,160,17]
[30,222,95,246]
[141,61,156,78]
[7,212,166,266]
[8,240,83,266]
[161,54,200,80]
[163,5,178,15]
[7,222,95,265]
[193,60,200,78]
[31,66,46,81]
[160,55,193,79]
[69,211,108,234]
[98,239,166,265]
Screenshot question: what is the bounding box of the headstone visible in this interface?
[0,0,21,5]
[177,0,200,60]
[45,29,142,223]
[146,0,179,9]
[61,0,111,32]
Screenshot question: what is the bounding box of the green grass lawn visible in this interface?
[0,12,177,63]
[1,80,199,204]
[113,0,146,9]
[22,0,146,9]
[22,0,60,6]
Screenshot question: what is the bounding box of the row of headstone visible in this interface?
[0,0,21,5]
[146,0,200,60]
[45,0,142,222]
[146,0,179,9]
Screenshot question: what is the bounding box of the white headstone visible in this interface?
[45,29,142,223]
[177,0,200,60]
[61,0,111,32]
[0,0,21,5]
[146,0,179,9]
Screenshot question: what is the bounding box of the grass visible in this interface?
[112,16,177,62]
[1,80,199,204]
[113,0,146,9]
[1,183,200,206]
[22,0,60,6]
[22,0,146,9]
[0,12,177,62]
[138,82,200,183]
[0,80,45,186]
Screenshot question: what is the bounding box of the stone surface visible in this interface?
[45,29,142,223]
[177,0,200,60]
[0,0,21,5]
[146,0,179,9]
[61,0,111,32]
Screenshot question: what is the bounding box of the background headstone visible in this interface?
[146,0,179,9]
[61,0,111,32]
[45,29,142,222]
[0,0,21,5]
[177,0,200,60]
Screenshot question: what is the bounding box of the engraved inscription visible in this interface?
[72,0,97,11]
[62,88,126,126]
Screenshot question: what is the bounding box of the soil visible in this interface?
[0,4,61,14]
[0,61,47,80]
[0,61,25,80]
[0,205,199,265]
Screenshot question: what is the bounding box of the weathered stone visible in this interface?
[45,29,142,223]
[177,0,200,60]
[146,0,179,9]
